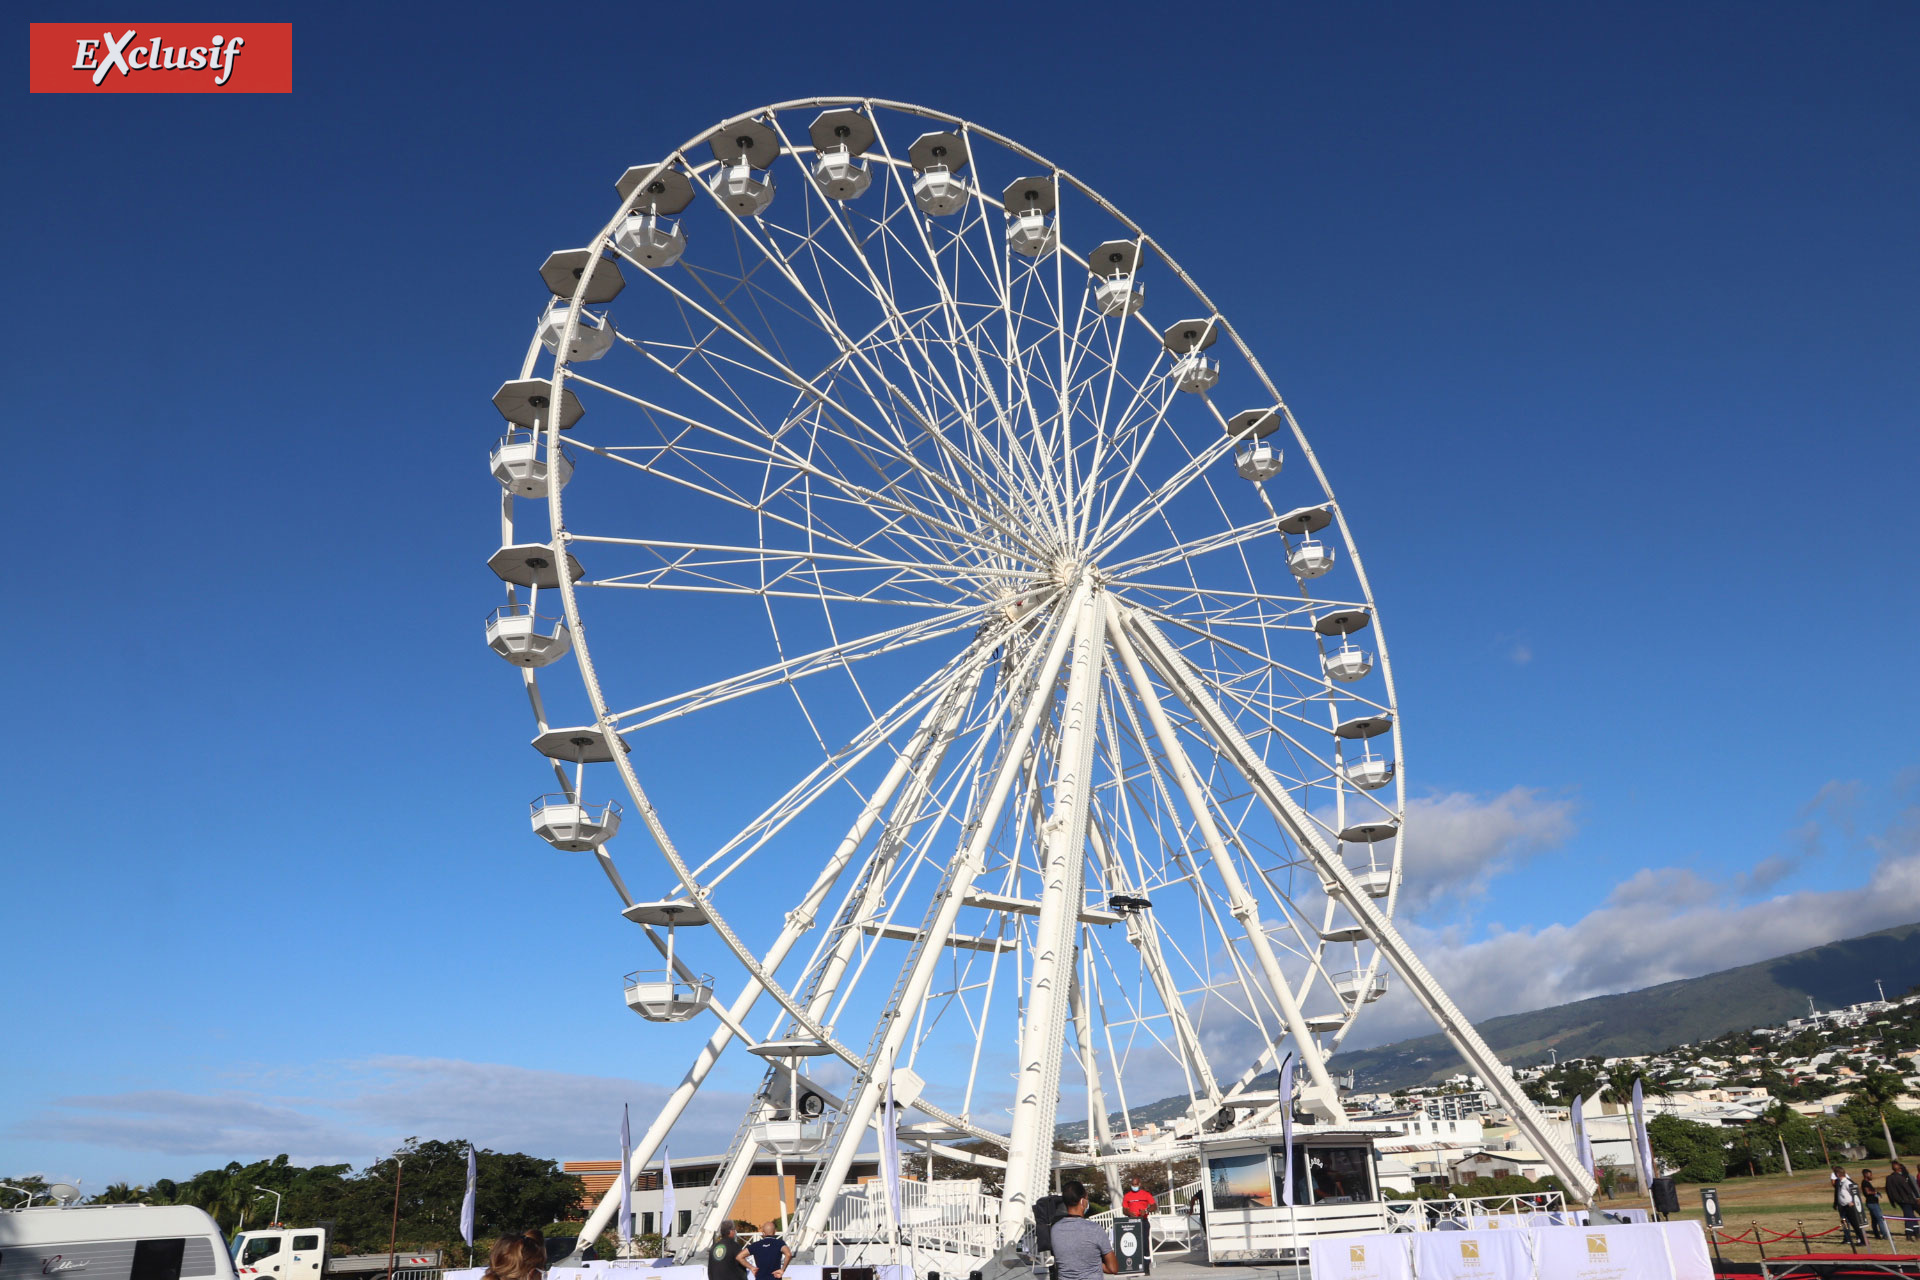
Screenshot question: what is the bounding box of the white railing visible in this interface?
[825,1179,1005,1258]
[1385,1191,1566,1231]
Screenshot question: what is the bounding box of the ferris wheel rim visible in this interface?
[518,96,1406,1144]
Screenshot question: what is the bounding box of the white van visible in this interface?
[228,1227,327,1280]
[0,1204,237,1280]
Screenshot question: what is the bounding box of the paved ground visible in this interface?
[1144,1251,1305,1280]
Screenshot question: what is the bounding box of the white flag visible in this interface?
[1571,1095,1594,1174]
[660,1147,677,1242]
[1631,1079,1655,1187]
[460,1146,477,1248]
[879,1073,903,1234]
[619,1105,634,1247]
[1279,1054,1296,1207]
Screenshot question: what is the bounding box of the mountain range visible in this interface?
[1060,920,1920,1137]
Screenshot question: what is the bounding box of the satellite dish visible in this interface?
[48,1184,82,1206]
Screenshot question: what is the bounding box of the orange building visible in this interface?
[563,1155,880,1239]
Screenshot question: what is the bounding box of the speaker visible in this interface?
[1651,1176,1680,1215]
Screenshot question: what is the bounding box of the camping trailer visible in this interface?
[0,1204,238,1280]
[1192,1129,1393,1265]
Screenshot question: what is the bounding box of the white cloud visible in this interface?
[1343,784,1920,1048]
[1393,787,1578,914]
[14,1058,752,1170]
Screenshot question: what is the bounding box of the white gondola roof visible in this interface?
[493,377,585,429]
[808,108,875,156]
[708,119,780,165]
[1338,818,1400,843]
[622,898,712,926]
[1162,317,1221,354]
[1334,713,1393,740]
[489,542,584,588]
[1275,504,1332,535]
[908,130,969,172]
[748,1036,836,1057]
[1226,407,1281,438]
[540,249,624,304]
[531,723,630,763]
[615,165,695,213]
[1087,239,1141,276]
[1002,175,1056,213]
[1314,607,1372,636]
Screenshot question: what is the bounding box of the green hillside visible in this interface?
[1330,919,1920,1090]
[1060,920,1920,1137]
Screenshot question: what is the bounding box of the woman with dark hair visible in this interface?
[482,1236,544,1280]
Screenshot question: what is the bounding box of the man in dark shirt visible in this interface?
[745,1222,788,1280]
[707,1221,749,1280]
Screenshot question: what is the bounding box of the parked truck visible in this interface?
[229,1227,440,1280]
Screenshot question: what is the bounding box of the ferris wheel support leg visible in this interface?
[1002,586,1108,1226]
[564,659,990,1263]
[1106,612,1346,1123]
[804,665,986,1026]
[683,666,990,1251]
[1121,608,1597,1203]
[1067,949,1121,1206]
[794,580,1095,1251]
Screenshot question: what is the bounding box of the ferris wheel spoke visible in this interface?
[764,117,1047,536]
[861,116,1072,546]
[679,164,1057,555]
[1106,513,1295,580]
[605,603,996,733]
[604,286,1032,564]
[566,368,1035,571]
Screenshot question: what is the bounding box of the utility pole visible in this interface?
[385,1158,405,1280]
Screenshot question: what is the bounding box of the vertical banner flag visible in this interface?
[1884,1109,1901,1164]
[460,1146,477,1249]
[619,1104,634,1246]
[1631,1079,1655,1187]
[1279,1053,1296,1207]
[1571,1095,1594,1174]
[660,1147,677,1241]
[880,1073,903,1234]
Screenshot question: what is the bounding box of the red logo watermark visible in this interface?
[29,23,292,92]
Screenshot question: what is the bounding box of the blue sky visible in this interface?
[5,1,1918,1187]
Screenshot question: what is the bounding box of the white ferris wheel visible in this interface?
[481,98,1588,1256]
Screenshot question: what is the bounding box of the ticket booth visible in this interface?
[1194,1131,1393,1265]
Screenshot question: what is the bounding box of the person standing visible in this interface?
[745,1222,788,1280]
[1048,1181,1118,1280]
[1887,1163,1919,1240]
[1863,1170,1889,1240]
[707,1221,749,1280]
[1121,1178,1156,1219]
[1835,1166,1868,1247]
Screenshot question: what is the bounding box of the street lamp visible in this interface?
[254,1187,283,1227]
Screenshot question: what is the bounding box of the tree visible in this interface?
[1646,1115,1727,1183]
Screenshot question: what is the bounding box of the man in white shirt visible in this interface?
[1835,1165,1868,1246]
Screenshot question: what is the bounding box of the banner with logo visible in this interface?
[29,24,291,92]
[1531,1223,1669,1280]
[1413,1229,1533,1280]
[1305,1233,1413,1280]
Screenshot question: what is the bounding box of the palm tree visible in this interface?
[90,1183,147,1205]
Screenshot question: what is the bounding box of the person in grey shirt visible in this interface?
[1049,1181,1117,1280]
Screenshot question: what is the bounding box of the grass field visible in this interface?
[1632,1169,1920,1264]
